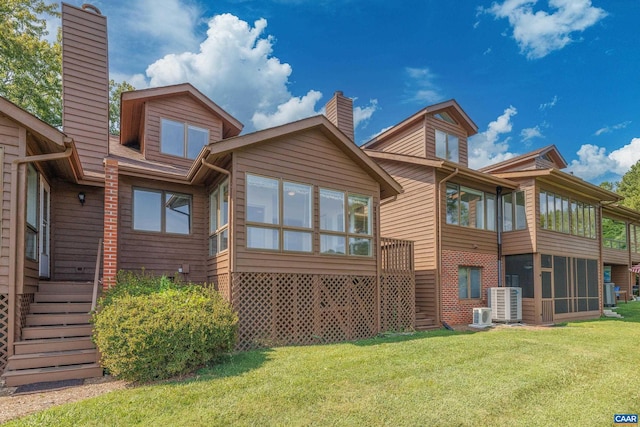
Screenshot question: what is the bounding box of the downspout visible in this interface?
[496,186,503,288]
[8,147,74,357]
[436,168,459,326]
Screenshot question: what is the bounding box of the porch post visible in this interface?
[103,159,119,289]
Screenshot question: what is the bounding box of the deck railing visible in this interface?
[91,239,103,311]
[380,237,414,273]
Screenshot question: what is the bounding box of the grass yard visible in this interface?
[7,303,640,426]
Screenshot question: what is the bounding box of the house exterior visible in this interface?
[0,3,413,386]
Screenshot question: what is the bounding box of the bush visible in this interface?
[98,270,184,307]
[93,276,238,382]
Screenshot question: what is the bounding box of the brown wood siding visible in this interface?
[374,121,425,157]
[0,117,21,293]
[61,4,109,175]
[602,247,629,265]
[233,128,379,275]
[521,298,536,324]
[376,160,437,317]
[51,181,104,281]
[426,116,468,167]
[537,229,600,259]
[143,95,224,168]
[118,176,208,282]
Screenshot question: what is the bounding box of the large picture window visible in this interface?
[209,180,229,255]
[602,217,627,249]
[160,118,209,159]
[446,183,496,231]
[26,164,38,260]
[459,266,481,299]
[133,188,191,234]
[539,190,596,238]
[246,174,313,252]
[502,191,526,231]
[320,189,373,256]
[435,130,459,163]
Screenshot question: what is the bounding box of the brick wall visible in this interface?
[441,250,498,325]
[103,159,118,289]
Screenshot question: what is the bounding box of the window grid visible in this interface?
[539,190,596,239]
[209,179,229,256]
[446,183,496,231]
[160,118,209,160]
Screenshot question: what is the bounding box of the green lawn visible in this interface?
[8,304,640,427]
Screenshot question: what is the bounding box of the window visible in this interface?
[133,188,191,234]
[459,267,481,299]
[631,224,640,254]
[602,217,627,249]
[320,189,373,256]
[542,254,599,313]
[209,180,229,255]
[446,183,496,231]
[160,118,209,159]
[539,190,596,238]
[502,191,526,231]
[435,130,459,162]
[246,174,313,252]
[26,164,38,260]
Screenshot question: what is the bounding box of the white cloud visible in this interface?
[468,106,519,169]
[353,99,379,129]
[251,90,322,129]
[594,121,631,136]
[539,95,558,110]
[487,0,607,59]
[405,67,443,104]
[566,138,640,180]
[521,126,544,141]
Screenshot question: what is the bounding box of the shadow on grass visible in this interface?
[604,300,640,323]
[353,327,474,347]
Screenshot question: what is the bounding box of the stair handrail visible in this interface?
[91,238,103,312]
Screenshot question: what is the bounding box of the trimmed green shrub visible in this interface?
[93,282,237,382]
[98,270,184,307]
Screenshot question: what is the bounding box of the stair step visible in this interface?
[14,337,95,355]
[25,313,91,326]
[22,324,92,340]
[34,293,93,303]
[6,349,98,370]
[2,363,103,387]
[30,302,92,314]
[38,282,94,294]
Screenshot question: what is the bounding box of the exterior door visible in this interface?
[39,177,51,278]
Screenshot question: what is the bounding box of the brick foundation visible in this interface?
[441,250,498,325]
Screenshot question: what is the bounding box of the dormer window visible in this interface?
[160,118,209,159]
[435,129,459,162]
[434,112,457,125]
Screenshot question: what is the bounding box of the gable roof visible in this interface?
[480,145,568,173]
[190,115,403,199]
[362,99,478,149]
[0,97,83,182]
[120,83,243,146]
[365,150,519,190]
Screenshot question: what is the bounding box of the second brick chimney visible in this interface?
[325,91,354,142]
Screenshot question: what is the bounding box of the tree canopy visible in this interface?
[109,79,135,135]
[0,0,62,127]
[617,161,640,211]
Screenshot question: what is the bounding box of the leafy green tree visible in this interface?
[0,0,62,127]
[109,79,135,135]
[617,161,640,212]
[599,181,618,193]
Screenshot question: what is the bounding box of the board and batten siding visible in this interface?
[51,181,104,281]
[61,4,109,175]
[232,128,380,275]
[374,121,425,157]
[118,176,208,282]
[143,95,224,168]
[425,116,468,167]
[376,159,437,317]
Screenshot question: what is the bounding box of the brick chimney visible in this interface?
[61,3,110,175]
[325,91,354,142]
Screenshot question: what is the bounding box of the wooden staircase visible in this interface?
[415,310,437,331]
[1,281,102,387]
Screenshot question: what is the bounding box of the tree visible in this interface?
[0,0,62,127]
[599,181,617,193]
[617,161,640,211]
[109,79,135,135]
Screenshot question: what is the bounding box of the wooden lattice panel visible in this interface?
[0,294,8,372]
[17,293,34,341]
[380,273,415,332]
[209,274,231,302]
[233,273,378,350]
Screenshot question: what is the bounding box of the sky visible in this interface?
[50,0,640,184]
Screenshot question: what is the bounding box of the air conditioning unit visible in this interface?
[472,307,492,327]
[489,287,522,322]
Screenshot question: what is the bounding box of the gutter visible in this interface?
[8,147,74,358]
[436,168,459,326]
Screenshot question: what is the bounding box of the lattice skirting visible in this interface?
[0,294,8,372]
[380,273,415,332]
[232,273,379,350]
[17,293,35,341]
[208,274,231,303]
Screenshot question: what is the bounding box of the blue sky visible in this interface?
[53,0,640,183]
